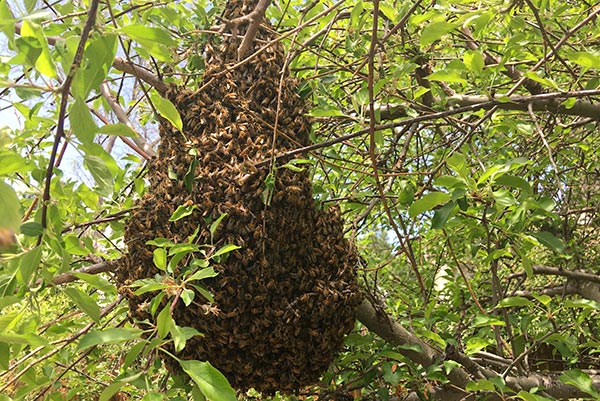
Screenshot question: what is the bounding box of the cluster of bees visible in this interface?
[116,0,361,394]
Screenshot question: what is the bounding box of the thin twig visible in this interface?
[37,0,101,246]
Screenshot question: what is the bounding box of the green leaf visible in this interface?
[187,267,218,282]
[211,244,241,259]
[0,332,47,347]
[0,342,8,369]
[133,280,170,295]
[464,50,484,74]
[308,105,346,117]
[496,297,534,308]
[150,93,183,131]
[466,379,496,392]
[533,294,551,306]
[494,175,532,196]
[157,306,174,339]
[532,231,565,253]
[98,123,138,137]
[567,51,600,70]
[0,152,29,176]
[153,248,167,271]
[564,299,600,310]
[190,284,214,303]
[171,324,187,352]
[434,175,465,189]
[170,204,198,222]
[84,154,114,196]
[446,152,468,177]
[146,238,176,247]
[426,70,467,85]
[72,272,116,294]
[72,33,117,98]
[64,234,89,256]
[0,181,22,231]
[64,287,101,323]
[522,254,533,278]
[119,25,176,61]
[397,180,415,206]
[20,221,42,236]
[179,360,237,401]
[420,21,457,46]
[184,158,198,193]
[99,381,126,401]
[517,390,554,401]
[443,360,461,375]
[472,314,505,327]
[431,201,456,229]
[77,327,143,350]
[180,288,195,306]
[492,189,516,207]
[123,342,145,369]
[524,71,559,90]
[209,213,228,240]
[141,391,164,401]
[559,369,600,398]
[409,192,451,217]
[17,246,41,285]
[18,20,56,78]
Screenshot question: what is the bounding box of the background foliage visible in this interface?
[1,0,600,400]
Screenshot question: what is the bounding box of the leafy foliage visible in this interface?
[1,0,600,400]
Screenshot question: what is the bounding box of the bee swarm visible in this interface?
[116,0,361,394]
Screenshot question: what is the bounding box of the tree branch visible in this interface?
[356,299,472,387]
[37,0,100,246]
[372,90,600,122]
[459,26,544,95]
[448,92,600,120]
[50,261,115,286]
[236,0,271,60]
[357,298,600,400]
[112,57,170,95]
[509,264,600,285]
[99,82,157,158]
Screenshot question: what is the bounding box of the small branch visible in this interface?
[37,0,100,245]
[100,82,157,158]
[89,106,154,160]
[460,26,544,95]
[253,100,529,168]
[50,261,116,286]
[112,57,169,94]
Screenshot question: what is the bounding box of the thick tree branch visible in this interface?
[356,298,600,400]
[448,92,600,120]
[373,90,600,122]
[236,0,271,60]
[509,264,600,285]
[356,299,472,387]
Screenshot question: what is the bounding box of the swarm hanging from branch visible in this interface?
[115,0,362,394]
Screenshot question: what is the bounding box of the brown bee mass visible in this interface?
[115,0,361,394]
